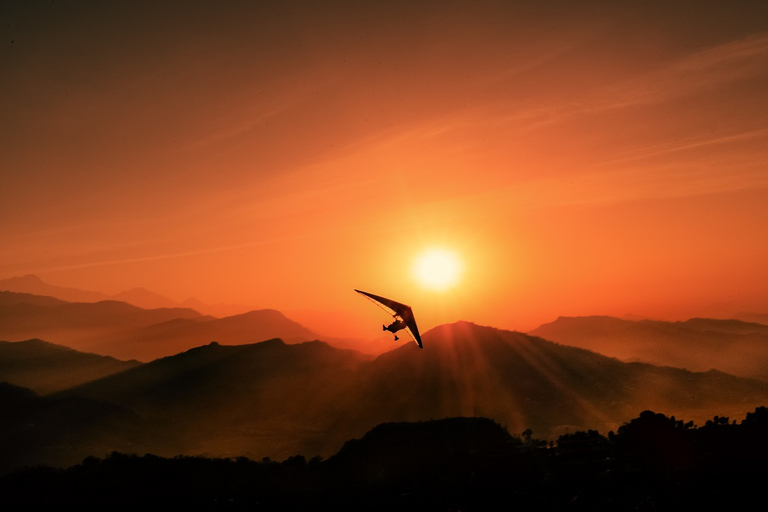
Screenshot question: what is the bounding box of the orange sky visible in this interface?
[2,1,768,338]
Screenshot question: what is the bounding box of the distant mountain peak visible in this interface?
[4,338,74,352]
[422,320,524,344]
[233,309,287,319]
[4,274,45,284]
[0,275,181,311]
[166,337,288,359]
[530,315,768,381]
[0,274,110,303]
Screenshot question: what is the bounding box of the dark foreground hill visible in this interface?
[56,339,367,462]
[3,321,763,476]
[530,315,768,381]
[0,382,145,476]
[2,411,768,511]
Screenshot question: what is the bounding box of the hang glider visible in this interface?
[355,289,423,348]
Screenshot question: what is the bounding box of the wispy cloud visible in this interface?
[601,32,768,109]
[592,128,768,168]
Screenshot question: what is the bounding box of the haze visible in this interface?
[3,1,768,338]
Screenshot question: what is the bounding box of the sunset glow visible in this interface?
[412,248,463,292]
[1,1,767,338]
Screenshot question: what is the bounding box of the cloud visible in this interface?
[599,32,768,110]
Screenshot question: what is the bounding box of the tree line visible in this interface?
[2,408,767,510]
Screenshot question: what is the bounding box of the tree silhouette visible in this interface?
[2,410,768,510]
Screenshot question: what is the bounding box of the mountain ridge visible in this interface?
[0,291,321,361]
[530,315,768,380]
[23,321,764,473]
[0,274,248,318]
[0,339,140,394]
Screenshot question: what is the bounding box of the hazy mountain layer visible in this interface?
[115,309,319,361]
[344,322,768,441]
[530,316,768,380]
[0,339,140,394]
[0,292,318,361]
[0,274,250,317]
[0,275,112,304]
[0,275,180,309]
[3,321,757,476]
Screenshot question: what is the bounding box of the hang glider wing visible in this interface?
[355,289,423,348]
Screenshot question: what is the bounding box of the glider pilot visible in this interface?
[383,319,407,340]
[383,307,414,341]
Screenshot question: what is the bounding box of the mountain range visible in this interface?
[0,274,250,317]
[3,280,768,476]
[3,315,768,475]
[0,291,318,361]
[531,316,768,380]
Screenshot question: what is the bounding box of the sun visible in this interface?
[412,247,463,291]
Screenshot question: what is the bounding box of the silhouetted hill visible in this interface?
[325,417,522,484]
[61,339,366,460]
[0,291,67,307]
[530,316,768,380]
[3,411,768,510]
[683,317,768,335]
[0,417,532,509]
[344,321,768,440]
[0,339,140,394]
[0,382,144,475]
[734,311,768,326]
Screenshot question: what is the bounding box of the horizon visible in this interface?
[4,273,768,342]
[3,1,768,339]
